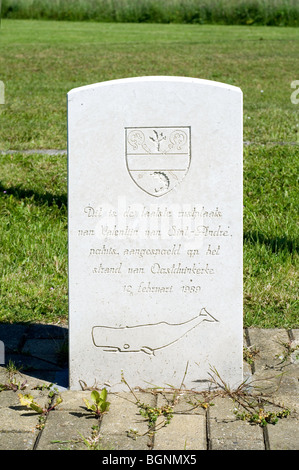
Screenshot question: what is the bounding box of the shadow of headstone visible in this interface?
[0,323,68,389]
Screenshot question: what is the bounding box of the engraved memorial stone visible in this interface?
[68,76,243,391]
[125,127,191,197]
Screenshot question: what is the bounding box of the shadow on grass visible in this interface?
[244,231,298,254]
[0,183,67,209]
[0,323,69,389]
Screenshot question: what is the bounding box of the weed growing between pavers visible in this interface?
[208,366,292,428]
[121,371,175,439]
[0,359,294,451]
[49,425,113,451]
[0,360,28,391]
[275,340,299,365]
[83,389,110,419]
[18,387,63,429]
[120,364,293,440]
[243,345,260,365]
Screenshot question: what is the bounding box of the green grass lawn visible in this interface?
[0,153,68,323]
[0,20,298,149]
[0,20,298,327]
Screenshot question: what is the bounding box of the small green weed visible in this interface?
[5,359,21,378]
[187,396,214,410]
[121,371,174,436]
[33,382,55,391]
[138,402,174,430]
[121,372,173,439]
[83,388,110,418]
[243,345,260,365]
[0,378,27,392]
[208,366,291,428]
[234,407,290,427]
[276,340,299,364]
[0,360,27,391]
[78,425,107,450]
[51,425,114,450]
[126,428,139,440]
[18,388,63,429]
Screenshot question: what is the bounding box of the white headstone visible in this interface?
[68,76,243,391]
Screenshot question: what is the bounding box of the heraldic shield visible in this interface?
[125,126,191,197]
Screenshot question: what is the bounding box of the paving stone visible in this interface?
[209,419,265,450]
[58,390,93,411]
[0,431,36,450]
[208,397,265,450]
[99,392,154,450]
[267,417,299,450]
[36,410,96,450]
[153,414,206,450]
[247,328,289,371]
[246,328,295,395]
[0,386,55,445]
[144,392,207,450]
[290,329,299,341]
[0,328,298,451]
[289,329,299,360]
[100,433,151,451]
[0,407,40,433]
[209,396,238,420]
[269,394,299,415]
[156,391,207,415]
[271,369,299,396]
[0,390,26,407]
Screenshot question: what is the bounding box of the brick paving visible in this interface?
[0,324,298,451]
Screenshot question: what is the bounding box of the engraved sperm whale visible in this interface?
[91,308,218,355]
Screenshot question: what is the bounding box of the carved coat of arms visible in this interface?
[125,127,191,197]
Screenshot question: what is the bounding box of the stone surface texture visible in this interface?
[68,77,243,392]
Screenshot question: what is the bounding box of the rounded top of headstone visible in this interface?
[67,76,242,97]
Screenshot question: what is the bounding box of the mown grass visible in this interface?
[2,0,299,26]
[0,153,68,323]
[0,20,298,327]
[243,145,298,328]
[0,20,298,150]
